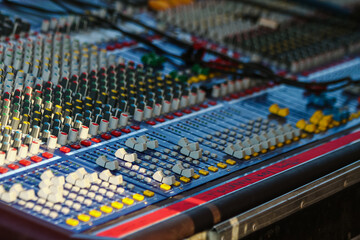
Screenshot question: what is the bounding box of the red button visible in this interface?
[106,45,115,51]
[131,126,141,130]
[19,159,31,166]
[182,109,192,114]
[0,167,8,174]
[42,152,53,159]
[233,52,240,58]
[223,96,231,101]
[155,118,165,122]
[230,93,240,99]
[191,106,200,111]
[101,133,112,140]
[111,130,122,137]
[146,121,156,125]
[8,164,19,170]
[210,44,217,50]
[31,156,42,163]
[70,144,81,150]
[278,70,287,77]
[121,128,131,133]
[301,71,310,77]
[208,101,217,106]
[115,43,124,49]
[81,140,92,146]
[253,87,261,92]
[60,146,71,153]
[173,112,183,117]
[165,115,174,120]
[91,138,101,143]
[200,104,208,108]
[245,89,254,95]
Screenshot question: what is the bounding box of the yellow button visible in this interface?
[122,197,135,205]
[244,155,251,160]
[226,159,236,165]
[322,115,333,122]
[208,166,218,172]
[89,210,102,218]
[318,118,330,128]
[332,120,340,126]
[173,181,181,187]
[318,127,326,132]
[198,74,207,81]
[100,205,113,214]
[296,119,306,129]
[78,214,90,222]
[261,149,268,153]
[180,176,190,183]
[277,108,289,117]
[199,169,209,176]
[160,183,171,191]
[133,194,145,201]
[111,201,124,209]
[143,190,155,197]
[305,124,316,133]
[192,174,200,179]
[269,103,279,114]
[309,117,320,125]
[312,110,323,118]
[301,133,308,138]
[310,111,323,124]
[188,76,199,83]
[66,218,79,227]
[217,162,227,169]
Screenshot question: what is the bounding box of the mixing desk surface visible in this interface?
[0,0,359,239]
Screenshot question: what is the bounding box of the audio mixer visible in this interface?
[0,0,359,239]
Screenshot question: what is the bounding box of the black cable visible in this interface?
[201,60,359,92]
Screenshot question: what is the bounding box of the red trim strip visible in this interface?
[97,130,360,238]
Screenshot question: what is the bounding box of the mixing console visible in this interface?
[0,0,359,239]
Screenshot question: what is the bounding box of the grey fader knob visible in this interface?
[96,155,109,167]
